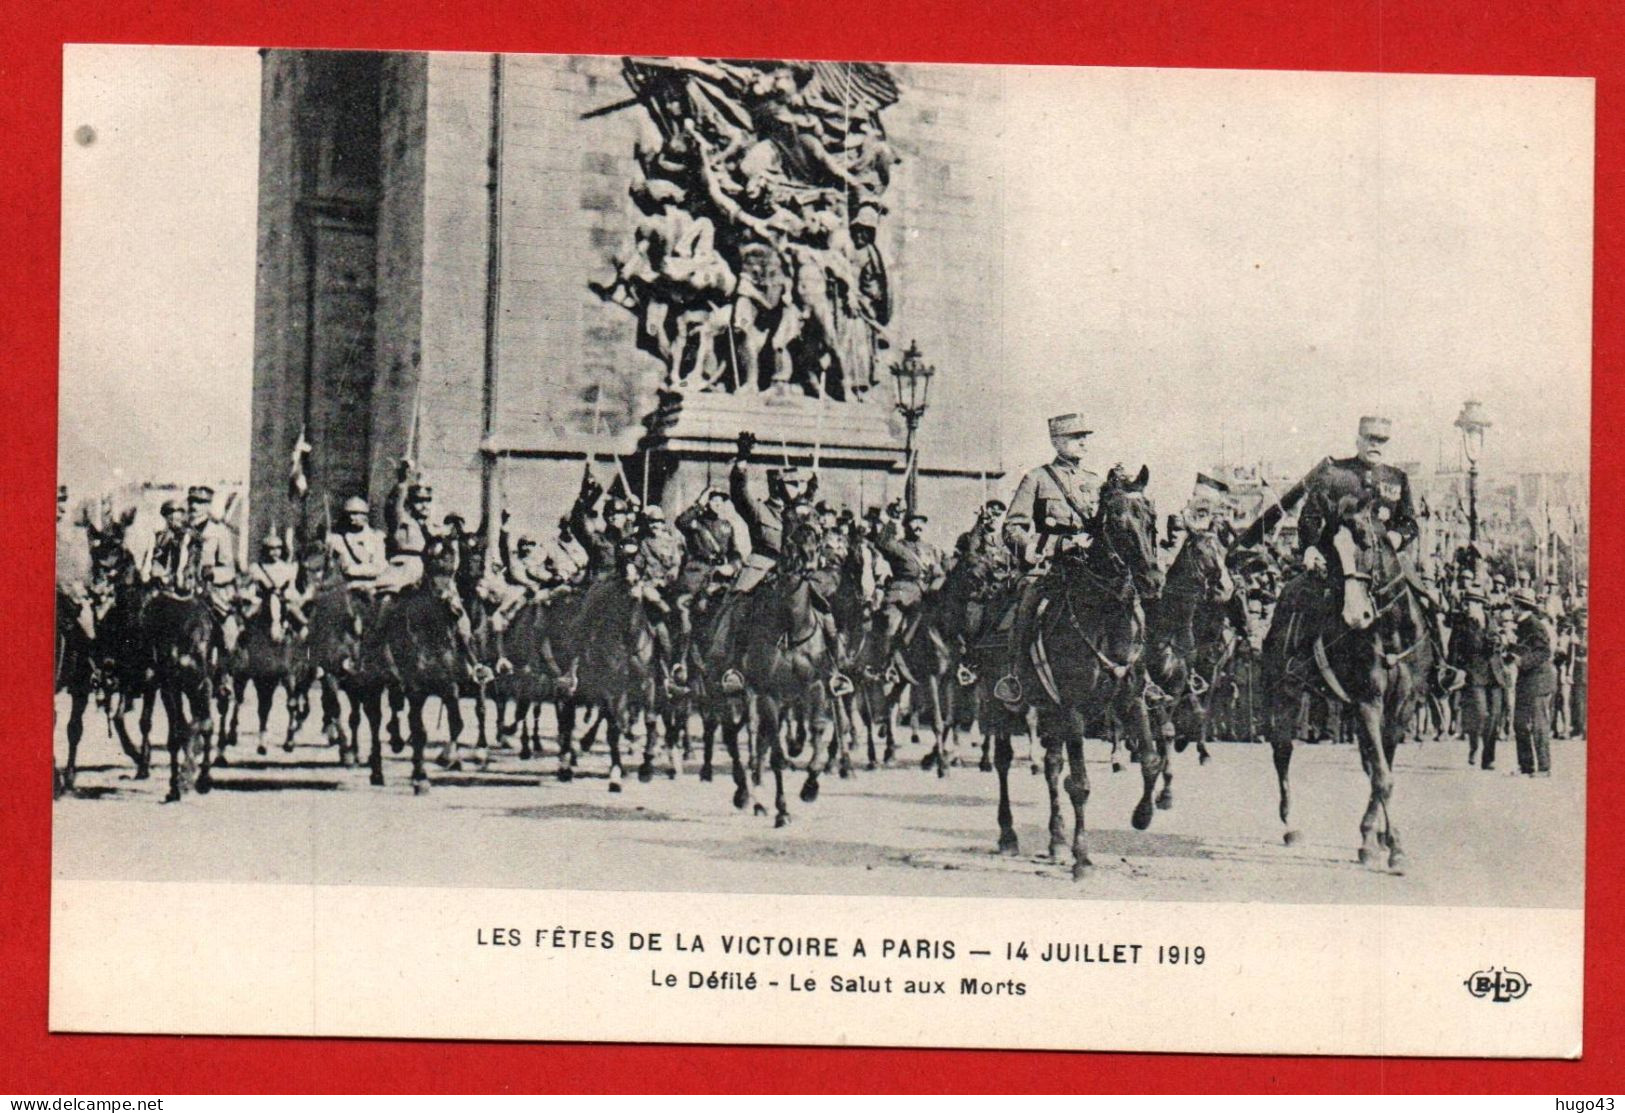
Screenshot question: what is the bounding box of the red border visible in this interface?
[3,0,1620,1093]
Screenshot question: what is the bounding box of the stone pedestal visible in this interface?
[635,388,910,513]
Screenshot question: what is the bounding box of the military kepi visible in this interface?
[1358,415,1392,439]
[1048,412,1091,437]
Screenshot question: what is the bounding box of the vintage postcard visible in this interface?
[51,44,1591,1056]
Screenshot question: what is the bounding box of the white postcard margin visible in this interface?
[50,879,1581,1057]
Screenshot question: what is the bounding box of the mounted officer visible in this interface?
[628,504,689,666]
[376,477,434,591]
[323,496,388,588]
[1294,416,1417,577]
[245,531,306,636]
[674,485,742,635]
[873,508,943,661]
[953,499,1007,568]
[1270,415,1462,693]
[377,478,480,669]
[727,429,815,591]
[727,429,840,669]
[994,412,1101,706]
[56,485,94,639]
[184,484,241,652]
[566,465,634,583]
[490,511,544,634]
[141,498,191,586]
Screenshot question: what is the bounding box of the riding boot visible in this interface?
[994,581,1040,706]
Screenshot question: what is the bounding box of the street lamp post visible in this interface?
[890,340,935,516]
[1454,399,1491,547]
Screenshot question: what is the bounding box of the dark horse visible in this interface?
[377,542,488,794]
[1141,527,1250,808]
[54,584,97,797]
[736,522,841,827]
[226,576,313,756]
[143,588,221,803]
[565,575,670,792]
[85,516,160,782]
[1260,491,1433,871]
[1001,466,1164,876]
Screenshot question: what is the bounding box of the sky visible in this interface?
[58,47,1593,514]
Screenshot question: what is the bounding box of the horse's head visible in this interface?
[426,534,461,579]
[86,507,137,581]
[1171,528,1236,606]
[1329,492,1386,631]
[1095,465,1163,600]
[782,520,823,575]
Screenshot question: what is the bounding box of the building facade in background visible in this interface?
[247,50,1005,550]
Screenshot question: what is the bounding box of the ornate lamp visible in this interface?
[890,341,935,514]
[1454,400,1492,544]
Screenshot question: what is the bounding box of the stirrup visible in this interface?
[828,672,854,697]
[992,674,1023,706]
[720,668,745,694]
[956,663,978,687]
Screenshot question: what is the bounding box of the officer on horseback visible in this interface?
[727,429,842,675]
[953,499,1007,567]
[246,531,306,633]
[491,511,545,634]
[727,430,815,592]
[185,484,241,653]
[674,486,741,649]
[566,465,636,583]
[1294,416,1417,576]
[994,413,1101,706]
[323,496,388,587]
[375,478,482,673]
[141,498,190,586]
[56,485,94,638]
[874,509,943,660]
[1271,415,1461,691]
[628,504,689,666]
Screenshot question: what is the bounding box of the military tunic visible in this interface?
[878,535,942,609]
[1294,455,1419,566]
[190,520,238,617]
[1007,457,1101,552]
[325,528,388,585]
[728,461,793,591]
[674,504,741,592]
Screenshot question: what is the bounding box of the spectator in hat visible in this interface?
[1507,586,1557,776]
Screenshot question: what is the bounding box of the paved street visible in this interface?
[52,694,1584,907]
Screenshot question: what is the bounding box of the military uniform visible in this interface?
[325,525,388,586]
[1294,455,1419,569]
[565,477,627,583]
[996,413,1100,705]
[490,527,543,633]
[144,522,184,586]
[191,517,239,619]
[728,459,801,592]
[247,545,305,633]
[376,510,431,594]
[674,499,741,593]
[878,532,941,614]
[1007,457,1100,556]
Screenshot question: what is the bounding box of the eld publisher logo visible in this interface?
[1465,967,1531,1003]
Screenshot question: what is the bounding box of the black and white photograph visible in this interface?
[50,44,1591,1054]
